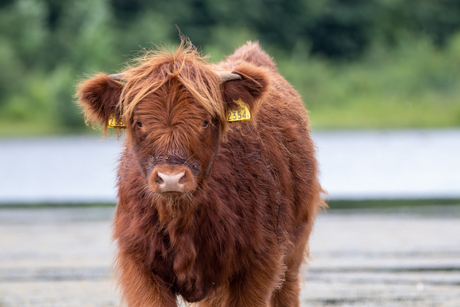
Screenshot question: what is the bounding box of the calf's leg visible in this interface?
[116,255,177,307]
[270,225,311,307]
[222,257,284,307]
[269,269,301,307]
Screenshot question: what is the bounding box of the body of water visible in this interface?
[1,129,459,204]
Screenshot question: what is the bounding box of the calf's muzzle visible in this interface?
[149,165,197,194]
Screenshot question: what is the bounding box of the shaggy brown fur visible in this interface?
[76,41,324,307]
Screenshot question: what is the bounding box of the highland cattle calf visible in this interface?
[76,41,324,307]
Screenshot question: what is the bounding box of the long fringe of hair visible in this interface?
[119,40,227,142]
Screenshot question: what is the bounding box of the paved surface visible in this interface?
[1,129,460,204]
[1,205,459,306]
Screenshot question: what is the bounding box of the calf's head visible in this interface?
[76,44,269,203]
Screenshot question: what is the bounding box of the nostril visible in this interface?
[156,175,164,184]
[178,174,187,184]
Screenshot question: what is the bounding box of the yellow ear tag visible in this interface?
[226,98,251,122]
[108,114,126,129]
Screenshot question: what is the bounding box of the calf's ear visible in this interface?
[75,73,123,131]
[221,62,270,120]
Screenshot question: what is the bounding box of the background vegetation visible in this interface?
[0,0,460,136]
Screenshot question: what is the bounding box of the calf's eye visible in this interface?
[203,120,209,128]
[136,121,143,128]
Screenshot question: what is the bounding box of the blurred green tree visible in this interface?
[0,0,460,135]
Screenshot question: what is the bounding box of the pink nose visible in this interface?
[157,171,185,192]
[149,166,197,194]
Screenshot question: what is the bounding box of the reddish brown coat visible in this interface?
[76,41,324,307]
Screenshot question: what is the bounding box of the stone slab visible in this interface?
[1,206,459,306]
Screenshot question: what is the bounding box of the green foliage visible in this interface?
[0,0,460,136]
[207,21,460,130]
[280,34,460,129]
[0,0,48,67]
[0,38,24,103]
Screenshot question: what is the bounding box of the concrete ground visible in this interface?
[1,205,459,306]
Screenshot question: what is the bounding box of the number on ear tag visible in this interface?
[227,98,251,122]
[108,114,126,129]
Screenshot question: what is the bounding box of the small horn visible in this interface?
[109,73,128,81]
[217,72,242,82]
